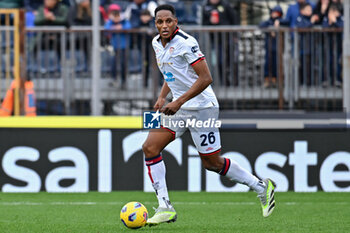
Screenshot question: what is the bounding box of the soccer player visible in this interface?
[142,4,276,226]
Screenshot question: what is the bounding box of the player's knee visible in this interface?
[142,142,160,158]
[142,142,152,156]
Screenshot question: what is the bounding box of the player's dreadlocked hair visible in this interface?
[154,4,176,17]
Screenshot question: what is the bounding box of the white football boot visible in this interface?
[257,178,276,217]
[146,206,177,226]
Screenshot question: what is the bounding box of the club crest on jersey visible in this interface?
[169,47,175,54]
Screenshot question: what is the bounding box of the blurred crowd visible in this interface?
[259,0,344,87]
[259,0,344,30]
[0,0,345,87]
[0,0,240,28]
[0,0,344,27]
[0,0,345,115]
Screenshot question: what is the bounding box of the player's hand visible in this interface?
[153,97,166,111]
[161,101,181,115]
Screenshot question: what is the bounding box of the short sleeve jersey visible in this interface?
[152,28,219,109]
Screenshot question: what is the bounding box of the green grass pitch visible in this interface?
[0,192,349,233]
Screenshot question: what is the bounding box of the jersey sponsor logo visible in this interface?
[163,71,175,82]
[191,45,199,53]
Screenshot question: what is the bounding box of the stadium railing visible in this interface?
[0,26,344,115]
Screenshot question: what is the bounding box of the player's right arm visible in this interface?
[154,81,171,110]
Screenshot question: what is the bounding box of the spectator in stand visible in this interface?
[322,3,343,86]
[296,3,313,27]
[124,0,157,28]
[259,5,284,88]
[296,3,313,86]
[104,3,131,88]
[34,0,69,70]
[68,0,98,74]
[311,0,330,25]
[139,9,154,27]
[202,0,238,25]
[202,0,239,86]
[323,3,344,27]
[69,0,108,25]
[35,0,69,26]
[70,0,91,25]
[124,0,157,87]
[277,0,315,27]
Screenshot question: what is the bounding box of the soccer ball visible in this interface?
[120,202,148,229]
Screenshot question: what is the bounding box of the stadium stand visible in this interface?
[0,0,346,115]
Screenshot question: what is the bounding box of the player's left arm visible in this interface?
[161,59,212,115]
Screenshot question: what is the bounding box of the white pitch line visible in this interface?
[51,202,97,205]
[0,201,255,206]
[0,202,43,206]
[0,201,349,206]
